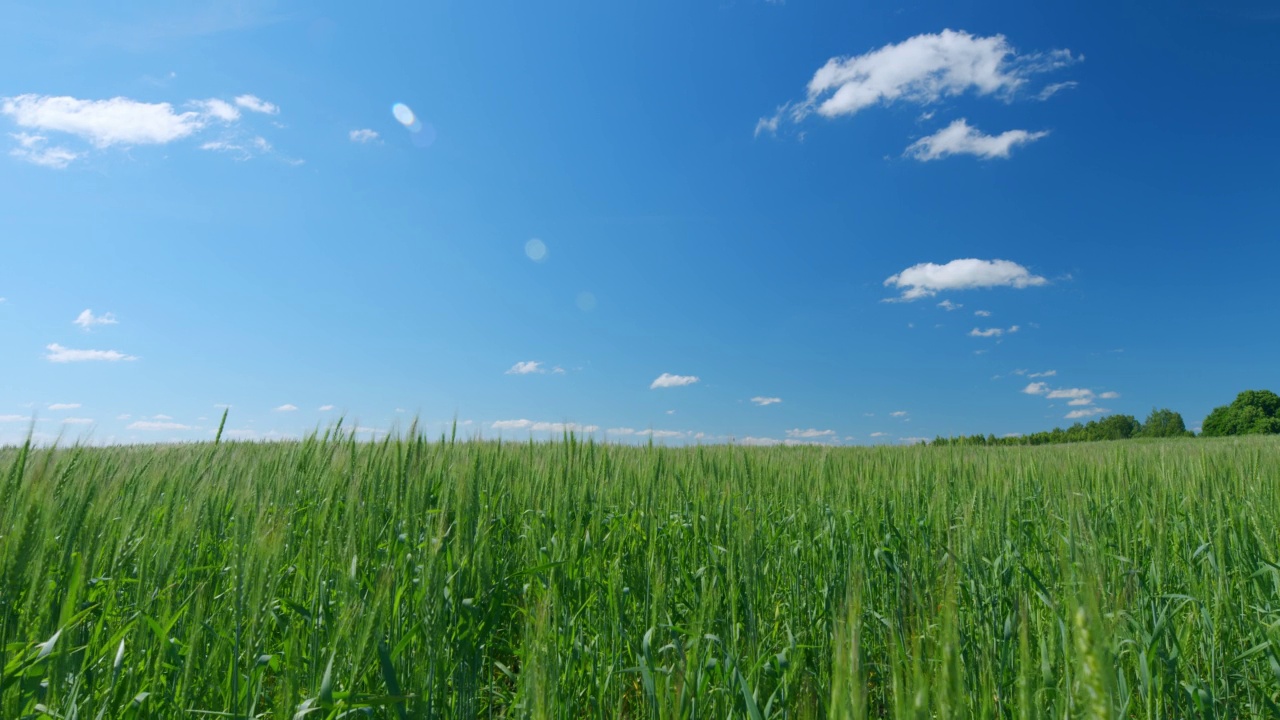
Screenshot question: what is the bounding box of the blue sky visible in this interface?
[2,0,1277,446]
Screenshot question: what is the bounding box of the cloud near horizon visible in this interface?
[45,343,136,362]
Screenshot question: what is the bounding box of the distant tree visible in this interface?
[1140,408,1190,438]
[1201,390,1280,437]
[1092,414,1141,440]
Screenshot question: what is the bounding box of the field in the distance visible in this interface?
[2,432,1279,718]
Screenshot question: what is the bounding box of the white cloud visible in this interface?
[906,119,1048,161]
[349,128,379,143]
[274,404,298,412]
[61,417,94,425]
[1098,391,1119,399]
[970,327,1004,337]
[786,428,836,439]
[490,419,600,433]
[739,436,782,446]
[890,410,909,418]
[884,258,1047,301]
[8,132,80,168]
[758,30,1079,131]
[2,95,206,147]
[116,414,131,420]
[645,429,685,439]
[870,432,889,437]
[506,361,545,375]
[937,300,962,311]
[1027,370,1056,378]
[1065,407,1107,419]
[650,373,699,389]
[73,309,118,330]
[1037,81,1078,100]
[1067,398,1093,406]
[153,414,173,420]
[0,414,32,422]
[1023,382,1049,395]
[234,95,279,115]
[45,343,137,362]
[128,420,192,430]
[606,427,636,435]
[319,404,335,411]
[750,396,783,406]
[1046,388,1092,400]
[219,429,258,440]
[974,310,991,317]
[48,403,81,410]
[193,98,240,122]
[552,366,566,374]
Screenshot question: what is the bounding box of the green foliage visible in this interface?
[1139,407,1190,438]
[934,413,1144,446]
[1202,389,1280,436]
[2,431,1280,717]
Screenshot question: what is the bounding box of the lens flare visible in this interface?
[392,103,416,127]
[525,238,547,262]
[576,292,597,312]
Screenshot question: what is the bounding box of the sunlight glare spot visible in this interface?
[525,238,547,262]
[392,103,416,127]
[576,292,597,312]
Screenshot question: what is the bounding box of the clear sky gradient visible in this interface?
[2,0,1277,446]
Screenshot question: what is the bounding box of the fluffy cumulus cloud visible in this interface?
[274,404,298,412]
[1024,382,1122,414]
[319,404,335,411]
[937,300,962,311]
[905,119,1048,161]
[234,95,279,114]
[2,95,205,147]
[751,396,783,406]
[650,373,699,389]
[349,128,379,143]
[193,98,240,122]
[974,310,992,317]
[757,29,1079,135]
[506,361,545,375]
[45,343,136,362]
[491,419,600,433]
[884,258,1047,301]
[73,309,118,330]
[2,93,282,168]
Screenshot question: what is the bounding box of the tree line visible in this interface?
[931,389,1279,446]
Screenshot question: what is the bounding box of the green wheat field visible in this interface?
[2,427,1279,718]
